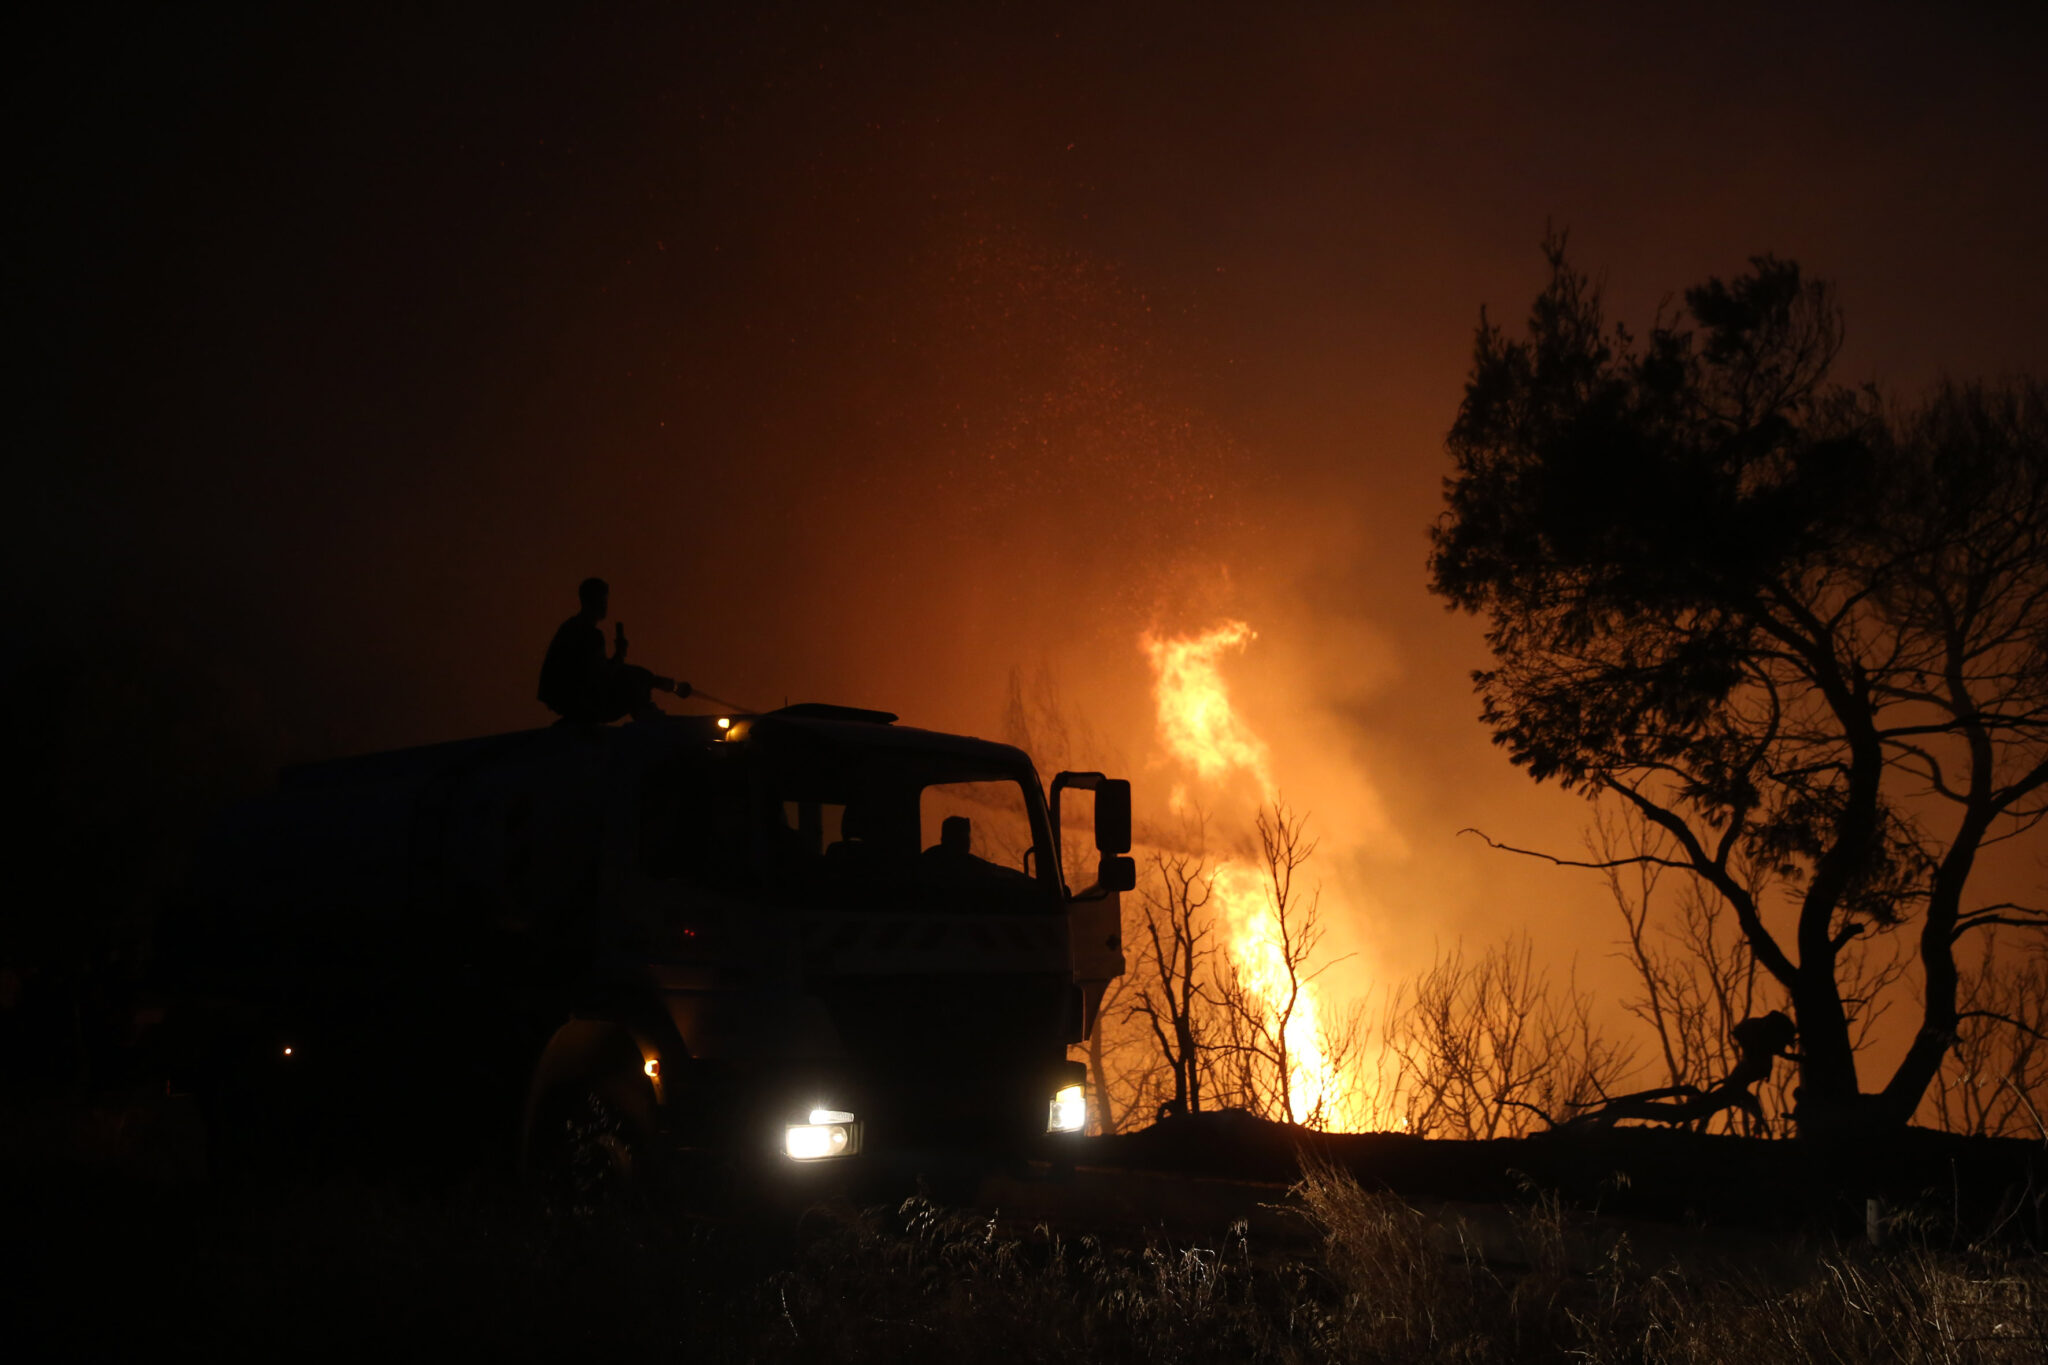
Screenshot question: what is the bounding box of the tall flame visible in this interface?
[1208,862,1357,1127]
[1141,620,1360,1129]
[1141,621,1273,796]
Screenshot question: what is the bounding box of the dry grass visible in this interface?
[8,1154,2046,1362]
[766,1160,2048,1364]
[1288,1156,2048,1364]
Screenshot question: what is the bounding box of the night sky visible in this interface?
[18,3,2048,1018]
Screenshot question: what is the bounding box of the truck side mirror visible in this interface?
[1051,771,1135,897]
[1094,779,1131,854]
[1097,854,1136,893]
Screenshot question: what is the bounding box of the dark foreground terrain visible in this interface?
[5,1095,2045,1362]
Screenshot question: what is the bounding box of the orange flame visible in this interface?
[1140,621,1273,798]
[1208,862,1358,1126]
[1141,620,1360,1129]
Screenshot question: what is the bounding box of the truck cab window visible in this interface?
[757,757,1056,913]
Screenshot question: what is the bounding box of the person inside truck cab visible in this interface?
[921,815,1019,881]
[537,577,689,723]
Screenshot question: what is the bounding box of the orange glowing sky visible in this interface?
[19,3,2048,1082]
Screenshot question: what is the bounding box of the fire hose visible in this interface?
[656,678,753,715]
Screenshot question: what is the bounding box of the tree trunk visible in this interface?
[1789,961,1867,1140]
[1876,818,1982,1126]
[1177,1017,1200,1113]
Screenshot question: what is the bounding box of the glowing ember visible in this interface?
[1142,620,1360,1129]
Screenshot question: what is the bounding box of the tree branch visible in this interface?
[1457,827,1693,871]
[1959,1009,2048,1044]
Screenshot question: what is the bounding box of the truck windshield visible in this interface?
[757,741,1056,914]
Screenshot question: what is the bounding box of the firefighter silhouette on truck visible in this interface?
[538,576,690,723]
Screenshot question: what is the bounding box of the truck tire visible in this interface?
[521,1022,661,1212]
[564,1084,636,1207]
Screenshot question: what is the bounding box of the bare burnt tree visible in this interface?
[1380,953,1477,1136]
[1593,802,1908,1135]
[1083,969,1156,1134]
[1597,806,1752,1102]
[1384,933,1632,1139]
[1126,817,1218,1121]
[1431,238,2048,1136]
[1926,935,2048,1138]
[1595,805,1919,1134]
[1209,803,1353,1126]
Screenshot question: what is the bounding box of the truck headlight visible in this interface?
[1047,1083,1086,1134]
[785,1108,860,1160]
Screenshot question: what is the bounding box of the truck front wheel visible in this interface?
[521,1022,661,1212]
[527,1073,656,1212]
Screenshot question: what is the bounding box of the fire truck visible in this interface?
[166,704,1132,1183]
